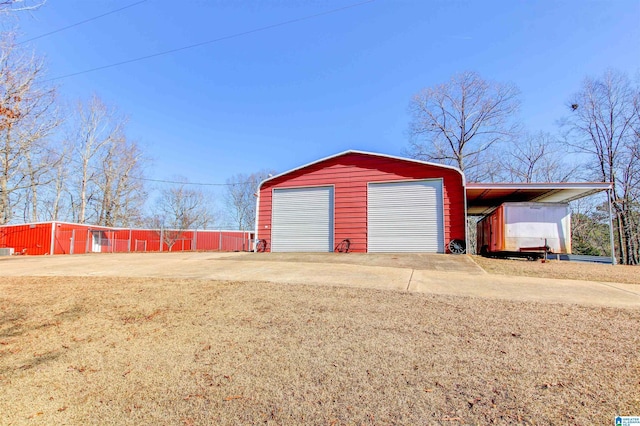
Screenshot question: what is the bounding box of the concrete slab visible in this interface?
[0,252,412,291]
[1,252,638,309]
[228,252,486,274]
[409,270,640,308]
[201,261,412,291]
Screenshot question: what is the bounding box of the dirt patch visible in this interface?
[473,255,640,285]
[1,276,638,425]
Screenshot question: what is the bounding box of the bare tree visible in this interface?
[61,96,148,226]
[67,96,124,224]
[0,0,45,14]
[0,32,57,224]
[40,141,71,221]
[407,71,520,181]
[564,69,640,264]
[570,197,611,256]
[22,141,63,221]
[501,132,577,183]
[225,170,274,231]
[95,135,146,227]
[151,178,214,250]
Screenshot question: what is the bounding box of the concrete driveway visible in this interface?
[1,252,639,308]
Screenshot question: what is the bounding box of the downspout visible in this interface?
[49,221,56,255]
[607,188,617,265]
[253,190,260,252]
[457,168,468,255]
[463,178,469,255]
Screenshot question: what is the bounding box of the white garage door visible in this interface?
[368,180,444,253]
[271,186,333,252]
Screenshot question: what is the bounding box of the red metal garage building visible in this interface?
[0,222,254,255]
[255,150,466,253]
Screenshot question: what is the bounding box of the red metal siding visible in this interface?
[257,152,466,253]
[0,222,255,255]
[0,223,52,255]
[130,230,161,252]
[128,230,254,252]
[52,223,118,254]
[194,230,219,251]
[54,223,92,254]
[196,231,254,252]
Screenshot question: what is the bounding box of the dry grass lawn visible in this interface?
[472,255,640,285]
[1,276,639,425]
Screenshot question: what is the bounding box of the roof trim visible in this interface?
[258,150,466,189]
[467,182,612,190]
[0,220,121,229]
[0,220,75,228]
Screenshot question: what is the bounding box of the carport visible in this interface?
[466,182,614,262]
[466,182,612,215]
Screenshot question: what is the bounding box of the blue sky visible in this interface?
[12,0,640,188]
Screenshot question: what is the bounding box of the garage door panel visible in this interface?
[369,229,440,235]
[272,187,333,252]
[368,180,444,253]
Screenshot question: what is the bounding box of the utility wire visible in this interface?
[18,0,149,45]
[131,176,260,187]
[37,142,261,187]
[44,0,375,82]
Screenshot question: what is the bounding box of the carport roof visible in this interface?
[466,182,612,215]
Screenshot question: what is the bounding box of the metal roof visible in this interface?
[258,150,465,190]
[466,182,612,215]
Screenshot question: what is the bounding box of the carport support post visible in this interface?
[463,182,469,254]
[159,227,164,253]
[607,189,617,265]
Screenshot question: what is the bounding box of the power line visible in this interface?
[132,176,257,187]
[34,143,259,187]
[44,0,375,82]
[18,0,149,45]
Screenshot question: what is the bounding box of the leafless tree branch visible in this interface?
[406,71,520,181]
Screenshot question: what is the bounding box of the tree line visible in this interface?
[407,70,639,264]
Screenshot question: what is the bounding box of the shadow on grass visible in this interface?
[0,307,28,339]
[0,350,63,377]
[0,304,88,380]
